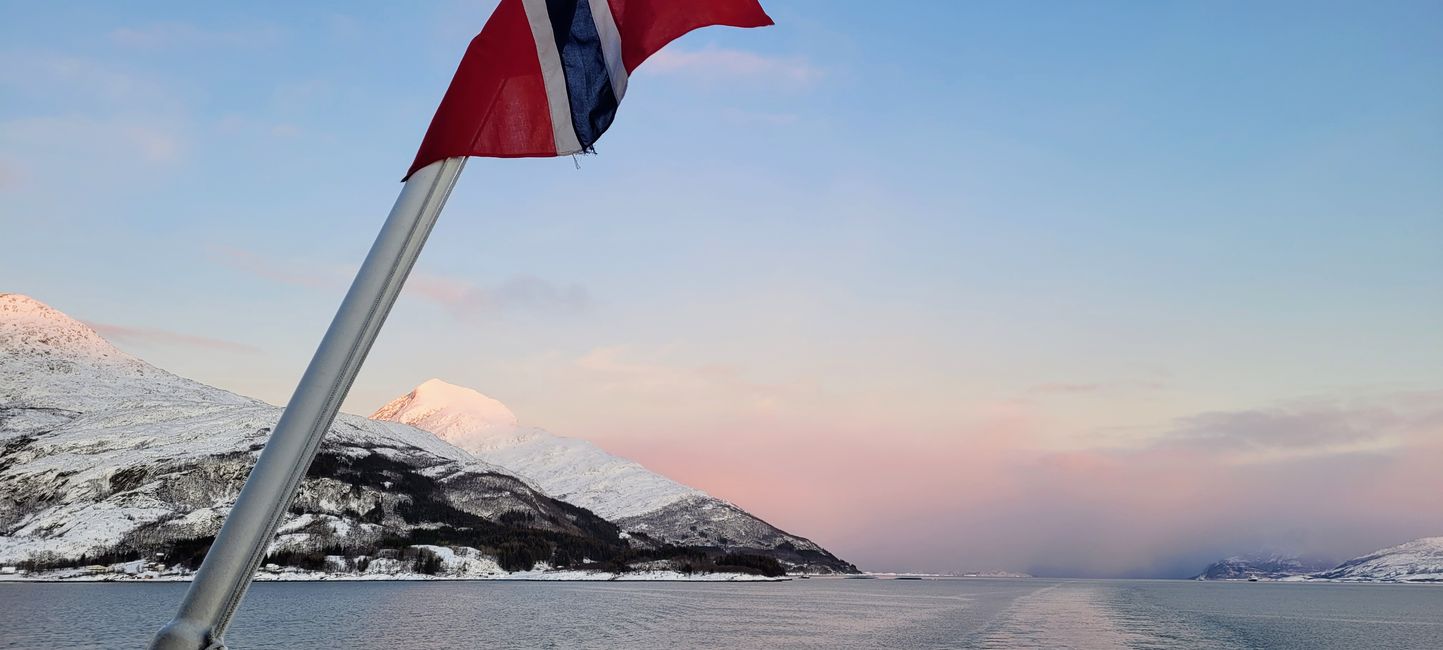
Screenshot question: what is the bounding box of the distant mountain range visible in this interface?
[0,294,854,578]
[1196,538,1443,583]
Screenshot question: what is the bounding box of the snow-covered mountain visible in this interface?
[1312,537,1443,583]
[1195,539,1443,583]
[372,380,856,573]
[0,294,727,576]
[1,294,847,579]
[372,379,701,520]
[1193,553,1334,581]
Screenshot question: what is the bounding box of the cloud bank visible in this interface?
[602,384,1443,577]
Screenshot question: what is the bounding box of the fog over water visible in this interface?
[690,391,1443,577]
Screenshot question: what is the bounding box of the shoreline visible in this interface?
[0,569,792,584]
[7,574,1437,585]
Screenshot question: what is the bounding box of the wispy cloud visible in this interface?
[1028,378,1168,397]
[717,108,801,127]
[86,321,259,353]
[209,245,342,289]
[1158,394,1438,462]
[1029,381,1102,395]
[110,22,282,49]
[0,52,173,107]
[122,124,185,162]
[644,47,822,86]
[575,345,740,391]
[0,116,186,164]
[0,160,21,190]
[408,274,589,321]
[211,245,588,321]
[38,55,147,95]
[215,115,304,140]
[569,344,817,418]
[0,52,189,172]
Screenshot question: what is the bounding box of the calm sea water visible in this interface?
[2,578,1440,649]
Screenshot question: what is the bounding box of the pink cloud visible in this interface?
[210,245,585,321]
[604,391,1443,577]
[0,160,21,190]
[1030,382,1102,395]
[1025,377,1168,398]
[408,273,588,321]
[209,245,341,289]
[86,321,259,353]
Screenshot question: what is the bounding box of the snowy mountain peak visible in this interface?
[1,295,253,415]
[370,379,519,449]
[412,378,518,423]
[1,292,60,315]
[0,293,129,362]
[370,381,708,519]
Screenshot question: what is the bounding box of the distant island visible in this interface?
[958,570,1034,578]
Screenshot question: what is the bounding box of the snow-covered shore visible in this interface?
[0,569,787,583]
[1,545,789,583]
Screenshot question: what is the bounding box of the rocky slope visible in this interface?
[373,380,856,573]
[0,294,792,578]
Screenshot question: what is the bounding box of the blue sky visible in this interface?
[2,1,1441,575]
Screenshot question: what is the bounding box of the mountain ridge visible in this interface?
[0,294,851,577]
[1313,537,1443,583]
[371,378,856,573]
[0,293,602,570]
[1192,553,1334,581]
[1194,538,1443,583]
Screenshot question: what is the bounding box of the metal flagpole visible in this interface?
[152,156,466,650]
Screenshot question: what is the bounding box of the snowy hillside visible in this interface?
[1193,553,1334,580]
[1313,537,1443,583]
[373,379,701,520]
[373,380,856,573]
[0,294,788,579]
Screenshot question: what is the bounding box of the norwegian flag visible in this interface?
[407,0,773,177]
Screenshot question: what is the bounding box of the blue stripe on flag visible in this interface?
[545,0,619,151]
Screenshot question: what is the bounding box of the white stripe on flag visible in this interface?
[521,0,583,155]
[587,0,629,101]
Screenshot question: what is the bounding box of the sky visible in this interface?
[2,1,1441,577]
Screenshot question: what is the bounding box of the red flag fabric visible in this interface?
[407,0,772,178]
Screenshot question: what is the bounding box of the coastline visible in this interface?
[0,569,790,584]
